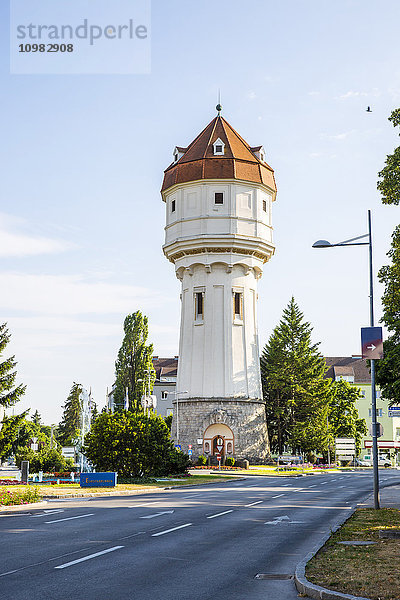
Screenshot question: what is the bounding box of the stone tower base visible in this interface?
[171,398,270,464]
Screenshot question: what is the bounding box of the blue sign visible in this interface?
[175,444,181,450]
[188,449,192,456]
[80,472,117,488]
[361,327,383,359]
[388,407,400,417]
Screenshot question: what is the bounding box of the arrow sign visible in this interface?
[140,510,175,519]
[361,327,383,359]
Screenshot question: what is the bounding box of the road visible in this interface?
[1,470,399,600]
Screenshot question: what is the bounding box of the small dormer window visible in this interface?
[251,145,266,162]
[173,146,186,164]
[213,138,225,156]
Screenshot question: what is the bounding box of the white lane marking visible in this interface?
[282,484,291,486]
[152,523,192,536]
[339,485,345,488]
[321,482,328,485]
[45,513,94,524]
[309,485,316,488]
[265,515,290,525]
[331,479,337,482]
[245,501,263,507]
[272,494,284,498]
[207,510,234,519]
[31,509,64,518]
[0,546,94,577]
[55,546,124,569]
[140,511,174,519]
[128,501,159,508]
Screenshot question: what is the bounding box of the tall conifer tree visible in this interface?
[261,298,331,456]
[58,382,83,445]
[0,323,26,410]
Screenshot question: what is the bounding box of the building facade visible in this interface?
[152,356,178,417]
[161,110,276,462]
[325,356,400,466]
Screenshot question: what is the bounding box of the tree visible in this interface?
[32,410,41,425]
[58,382,83,446]
[83,411,190,478]
[0,323,26,409]
[113,312,155,412]
[0,411,52,460]
[328,379,367,457]
[15,447,74,473]
[377,108,400,205]
[375,108,400,403]
[261,298,331,457]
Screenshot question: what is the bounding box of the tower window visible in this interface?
[195,292,204,320]
[171,199,176,212]
[161,391,168,399]
[233,292,243,320]
[214,192,224,205]
[263,199,267,212]
[213,138,225,155]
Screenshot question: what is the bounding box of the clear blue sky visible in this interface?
[1,0,399,423]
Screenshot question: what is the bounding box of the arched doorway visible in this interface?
[203,423,234,457]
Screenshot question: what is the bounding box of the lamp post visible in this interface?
[313,209,380,509]
[166,390,188,444]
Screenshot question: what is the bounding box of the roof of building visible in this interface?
[324,357,371,384]
[151,355,372,385]
[152,356,178,380]
[161,115,277,193]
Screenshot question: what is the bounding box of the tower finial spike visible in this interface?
[216,89,222,115]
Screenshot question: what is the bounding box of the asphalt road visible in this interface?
[1,470,399,600]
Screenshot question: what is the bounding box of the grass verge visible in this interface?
[1,474,240,498]
[306,508,400,600]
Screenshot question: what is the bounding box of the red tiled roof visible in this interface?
[161,115,277,193]
[152,357,178,380]
[324,357,371,384]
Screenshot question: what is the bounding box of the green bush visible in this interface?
[225,456,235,466]
[83,412,191,478]
[197,455,207,465]
[15,447,73,473]
[0,486,41,506]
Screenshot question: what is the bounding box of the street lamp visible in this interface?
[166,390,188,444]
[313,209,380,509]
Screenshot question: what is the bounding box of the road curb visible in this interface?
[0,501,48,513]
[294,504,372,600]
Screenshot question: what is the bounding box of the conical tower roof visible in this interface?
[161,115,276,194]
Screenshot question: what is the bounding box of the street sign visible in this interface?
[188,449,192,456]
[216,454,221,461]
[369,422,384,437]
[388,407,400,417]
[80,472,117,488]
[361,327,383,360]
[188,444,192,449]
[335,438,356,455]
[175,444,181,451]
